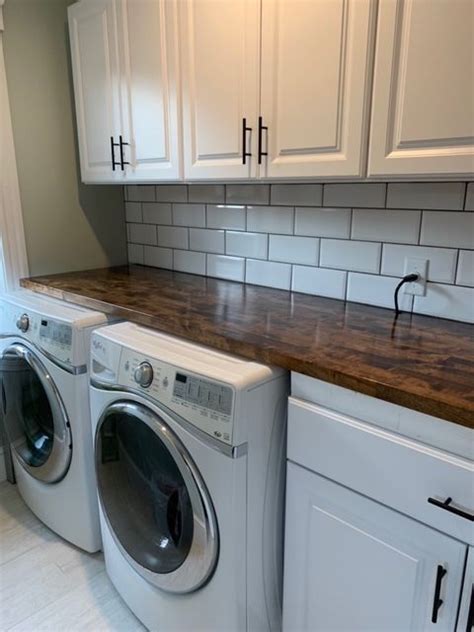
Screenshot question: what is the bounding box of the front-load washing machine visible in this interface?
[90,321,288,631]
[0,290,112,552]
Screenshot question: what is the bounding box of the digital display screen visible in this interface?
[173,373,232,416]
[40,321,72,347]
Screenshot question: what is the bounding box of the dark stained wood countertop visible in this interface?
[21,265,474,429]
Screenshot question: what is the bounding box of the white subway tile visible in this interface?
[127,243,144,264]
[226,184,269,205]
[270,184,322,206]
[207,205,246,230]
[465,183,474,211]
[157,226,188,249]
[128,223,157,246]
[292,266,347,299]
[421,211,474,250]
[155,185,187,202]
[323,183,386,208]
[142,203,172,225]
[189,229,224,254]
[173,250,206,275]
[143,246,173,269]
[247,206,294,234]
[127,185,155,202]
[226,231,268,259]
[246,259,291,290]
[125,202,142,223]
[413,284,474,323]
[173,204,206,227]
[207,255,245,282]
[188,185,225,204]
[269,235,319,265]
[352,209,421,244]
[295,208,351,238]
[320,240,381,273]
[456,251,474,287]
[381,244,457,283]
[347,273,413,311]
[386,182,465,210]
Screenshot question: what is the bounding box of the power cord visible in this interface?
[394,273,419,318]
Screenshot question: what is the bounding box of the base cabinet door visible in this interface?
[368,0,474,177]
[283,463,466,632]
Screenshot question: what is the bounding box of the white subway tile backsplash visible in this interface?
[188,185,225,204]
[190,229,225,254]
[127,185,155,202]
[226,231,268,259]
[144,246,173,269]
[420,212,474,250]
[320,240,381,273]
[142,203,172,225]
[247,206,294,234]
[157,226,188,249]
[207,255,245,282]
[246,259,292,290]
[173,204,206,227]
[352,209,421,244]
[456,251,474,287]
[226,184,270,205]
[292,266,347,299]
[295,208,351,238]
[207,205,246,230]
[386,182,465,210]
[127,243,144,264]
[413,283,474,323]
[381,244,457,283]
[271,184,322,206]
[174,250,206,275]
[155,185,187,203]
[347,273,413,311]
[129,223,157,246]
[269,235,319,265]
[324,183,386,208]
[125,202,142,223]
[465,183,474,211]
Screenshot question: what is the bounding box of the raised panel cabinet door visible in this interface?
[260,0,376,179]
[368,0,474,177]
[117,0,182,182]
[457,547,474,632]
[180,0,260,180]
[68,0,122,183]
[283,463,467,632]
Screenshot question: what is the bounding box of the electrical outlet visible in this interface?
[404,257,428,296]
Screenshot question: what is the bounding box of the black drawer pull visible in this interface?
[110,136,120,171]
[428,496,474,522]
[119,135,130,171]
[242,118,252,165]
[257,115,268,165]
[432,565,447,623]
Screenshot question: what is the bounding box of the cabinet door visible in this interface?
[68,0,122,183]
[180,0,260,180]
[457,547,474,632]
[117,0,182,182]
[368,0,474,177]
[260,0,376,179]
[283,463,466,632]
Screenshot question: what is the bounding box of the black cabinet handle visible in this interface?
[257,116,268,165]
[242,118,252,165]
[119,135,130,171]
[432,565,447,623]
[110,136,120,171]
[465,585,474,632]
[428,496,474,522]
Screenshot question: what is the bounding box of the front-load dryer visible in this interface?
[0,290,112,552]
[90,321,289,631]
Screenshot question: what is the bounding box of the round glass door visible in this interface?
[1,344,72,483]
[95,401,219,594]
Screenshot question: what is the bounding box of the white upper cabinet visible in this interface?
[68,0,123,183]
[117,0,181,181]
[368,0,474,178]
[259,0,376,179]
[179,0,260,180]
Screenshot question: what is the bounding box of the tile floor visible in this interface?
[0,481,145,631]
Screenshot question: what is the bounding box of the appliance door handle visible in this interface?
[257,116,268,165]
[428,496,474,522]
[431,565,447,624]
[242,118,252,165]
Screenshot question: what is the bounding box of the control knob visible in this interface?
[16,313,30,333]
[134,361,153,388]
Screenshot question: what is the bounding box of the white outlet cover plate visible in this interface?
[404,257,428,296]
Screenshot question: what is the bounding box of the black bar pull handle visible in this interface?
[242,118,252,165]
[257,115,268,165]
[119,135,130,171]
[428,496,474,522]
[432,565,447,623]
[110,136,120,171]
[465,585,474,632]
